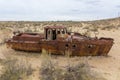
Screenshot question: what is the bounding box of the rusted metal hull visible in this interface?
[40,38,113,56]
[6,26,114,56]
[6,41,41,52]
[6,38,113,56]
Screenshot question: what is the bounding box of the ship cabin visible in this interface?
[44,26,67,40]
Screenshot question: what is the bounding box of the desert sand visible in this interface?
[0,20,120,80]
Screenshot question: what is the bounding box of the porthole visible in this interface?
[65,44,69,47]
[88,44,93,48]
[72,44,76,48]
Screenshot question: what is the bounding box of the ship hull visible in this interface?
[40,38,113,56]
[7,41,41,52]
[6,38,113,56]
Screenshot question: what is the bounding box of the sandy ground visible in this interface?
[0,29,120,80]
[88,29,120,80]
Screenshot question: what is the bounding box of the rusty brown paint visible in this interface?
[6,26,114,56]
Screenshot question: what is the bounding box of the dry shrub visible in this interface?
[40,54,106,80]
[90,27,99,37]
[0,58,34,80]
[82,30,91,37]
[24,29,33,32]
[101,25,114,30]
[40,53,62,80]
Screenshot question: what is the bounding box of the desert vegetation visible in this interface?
[0,17,120,34]
[40,53,106,80]
[0,17,120,80]
[0,58,34,80]
[0,50,107,80]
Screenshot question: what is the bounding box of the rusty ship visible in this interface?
[6,26,114,56]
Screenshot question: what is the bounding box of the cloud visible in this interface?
[85,0,101,5]
[0,0,119,21]
[116,5,120,8]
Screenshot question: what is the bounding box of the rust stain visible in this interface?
[6,26,114,56]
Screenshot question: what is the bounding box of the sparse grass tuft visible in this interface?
[40,54,106,80]
[0,58,34,80]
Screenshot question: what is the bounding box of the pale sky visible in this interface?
[0,0,120,21]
